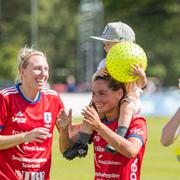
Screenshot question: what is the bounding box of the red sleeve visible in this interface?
[0,93,7,131]
[126,117,147,145]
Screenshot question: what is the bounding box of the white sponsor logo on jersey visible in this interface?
[12,111,26,123]
[130,128,143,135]
[130,158,138,180]
[94,135,100,142]
[15,170,45,180]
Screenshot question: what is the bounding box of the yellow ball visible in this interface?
[106,41,147,83]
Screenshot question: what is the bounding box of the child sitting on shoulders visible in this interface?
[62,21,147,159]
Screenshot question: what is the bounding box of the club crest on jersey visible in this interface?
[12,111,26,123]
[44,112,52,124]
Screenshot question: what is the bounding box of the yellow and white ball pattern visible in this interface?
[106,41,147,83]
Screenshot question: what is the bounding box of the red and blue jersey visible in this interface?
[0,84,64,180]
[93,116,147,180]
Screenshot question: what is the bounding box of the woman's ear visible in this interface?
[116,88,124,100]
[19,68,24,81]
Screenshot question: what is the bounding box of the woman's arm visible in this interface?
[161,108,180,146]
[56,109,72,153]
[97,123,142,158]
[82,106,142,158]
[56,109,81,153]
[0,127,50,150]
[0,133,26,150]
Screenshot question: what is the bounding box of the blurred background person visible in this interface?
[66,74,77,92]
[161,79,180,146]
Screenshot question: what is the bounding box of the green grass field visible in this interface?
[51,116,180,180]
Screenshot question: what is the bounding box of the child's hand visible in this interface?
[56,109,72,129]
[130,64,146,78]
[92,68,108,82]
[129,64,147,89]
[97,68,108,77]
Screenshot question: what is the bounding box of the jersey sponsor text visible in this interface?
[15,170,45,180]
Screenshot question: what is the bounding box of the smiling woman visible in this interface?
[0,47,65,180]
[17,48,49,98]
[59,75,148,180]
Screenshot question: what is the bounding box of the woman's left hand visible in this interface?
[81,106,102,130]
[56,109,72,130]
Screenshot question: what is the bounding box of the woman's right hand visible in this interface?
[82,106,102,131]
[24,127,50,143]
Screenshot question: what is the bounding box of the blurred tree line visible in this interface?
[0,0,179,86]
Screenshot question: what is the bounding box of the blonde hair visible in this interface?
[16,47,46,82]
[18,47,46,69]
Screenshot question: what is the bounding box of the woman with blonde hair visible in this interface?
[0,47,64,180]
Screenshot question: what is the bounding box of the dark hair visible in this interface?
[92,75,126,110]
[94,75,126,93]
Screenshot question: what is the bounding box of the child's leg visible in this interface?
[105,100,133,153]
[116,107,132,137]
[117,100,133,137]
[116,126,128,137]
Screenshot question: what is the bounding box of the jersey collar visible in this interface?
[16,83,41,104]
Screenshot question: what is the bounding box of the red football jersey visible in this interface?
[0,84,64,180]
[93,116,147,180]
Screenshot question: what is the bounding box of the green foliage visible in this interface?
[0,46,18,80]
[0,0,179,86]
[102,0,180,86]
[37,0,80,82]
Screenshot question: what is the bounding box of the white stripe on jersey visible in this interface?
[0,86,16,94]
[41,88,58,96]
[0,86,18,97]
[3,91,18,97]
